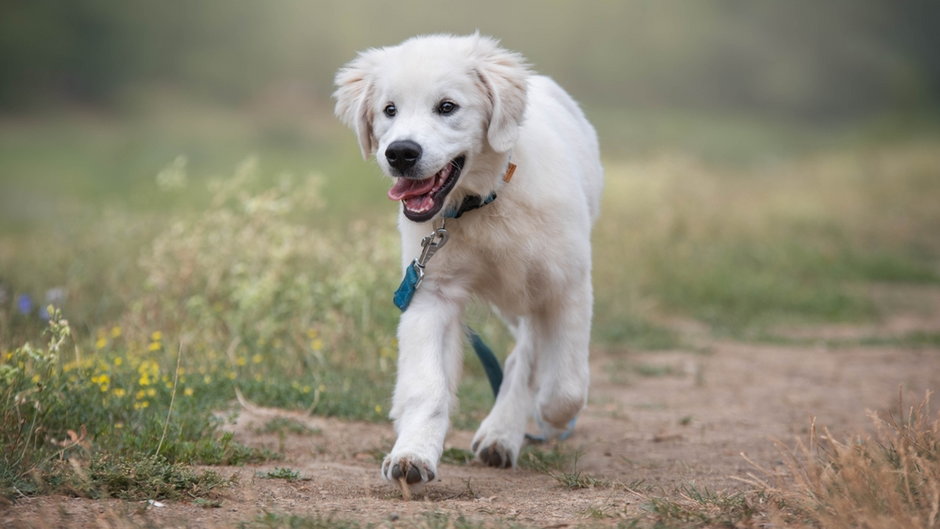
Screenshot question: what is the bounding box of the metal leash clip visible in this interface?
[412,224,449,290]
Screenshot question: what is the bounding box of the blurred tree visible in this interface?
[0,0,937,120]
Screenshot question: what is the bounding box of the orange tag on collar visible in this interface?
[503,162,517,183]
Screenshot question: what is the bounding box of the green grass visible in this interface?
[257,417,322,436]
[517,443,611,489]
[440,447,475,466]
[638,485,759,528]
[594,140,940,336]
[258,467,302,481]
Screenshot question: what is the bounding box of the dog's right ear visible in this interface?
[334,51,379,159]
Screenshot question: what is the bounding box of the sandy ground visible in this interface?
[5,287,940,528]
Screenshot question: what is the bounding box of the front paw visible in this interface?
[381,452,437,485]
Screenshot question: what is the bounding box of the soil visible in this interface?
[4,286,940,528]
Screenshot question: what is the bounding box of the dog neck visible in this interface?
[442,160,516,219]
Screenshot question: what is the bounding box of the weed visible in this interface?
[440,447,475,466]
[244,512,371,529]
[517,443,578,473]
[58,454,233,501]
[194,497,223,508]
[257,417,322,436]
[243,511,529,529]
[553,470,609,490]
[258,467,301,481]
[760,391,940,529]
[518,444,609,490]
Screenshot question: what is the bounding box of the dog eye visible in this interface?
[384,104,397,118]
[437,101,458,115]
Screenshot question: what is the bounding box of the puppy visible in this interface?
[334,34,603,488]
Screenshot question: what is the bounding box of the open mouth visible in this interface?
[386,156,465,222]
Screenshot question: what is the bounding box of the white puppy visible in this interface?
[334,34,603,487]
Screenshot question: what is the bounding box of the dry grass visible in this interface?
[742,391,940,529]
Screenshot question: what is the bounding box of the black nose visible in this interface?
[385,140,422,172]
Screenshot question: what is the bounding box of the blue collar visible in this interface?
[442,192,498,219]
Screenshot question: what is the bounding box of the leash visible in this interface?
[392,160,576,443]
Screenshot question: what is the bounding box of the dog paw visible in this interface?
[381,453,436,485]
[472,439,514,468]
[472,416,524,468]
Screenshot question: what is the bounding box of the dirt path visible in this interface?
[6,295,940,528]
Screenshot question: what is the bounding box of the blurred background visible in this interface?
[2,0,939,343]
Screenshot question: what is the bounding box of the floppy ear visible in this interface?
[334,51,379,159]
[473,37,530,153]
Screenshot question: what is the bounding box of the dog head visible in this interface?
[334,34,529,222]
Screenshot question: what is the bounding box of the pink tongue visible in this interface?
[387,177,436,201]
[388,176,434,200]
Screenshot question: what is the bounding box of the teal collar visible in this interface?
[442,160,516,219]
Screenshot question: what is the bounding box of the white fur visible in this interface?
[334,34,603,484]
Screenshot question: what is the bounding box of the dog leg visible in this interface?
[471,317,535,468]
[382,295,463,487]
[533,283,592,434]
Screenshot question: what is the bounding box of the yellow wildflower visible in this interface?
[112,388,126,398]
[183,387,194,397]
[310,338,324,351]
[235,356,247,366]
[110,326,122,338]
[113,357,123,367]
[95,337,108,349]
[148,341,161,352]
[251,354,263,364]
[151,331,162,341]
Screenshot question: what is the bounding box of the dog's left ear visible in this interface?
[473,37,530,153]
[334,51,379,159]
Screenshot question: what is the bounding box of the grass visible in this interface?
[440,447,475,466]
[243,511,532,529]
[594,141,940,337]
[608,392,940,529]
[256,417,322,436]
[257,467,302,481]
[1,107,939,507]
[518,443,611,490]
[759,391,940,529]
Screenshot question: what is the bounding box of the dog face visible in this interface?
[334,34,529,222]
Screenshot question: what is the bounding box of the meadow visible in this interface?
[1,105,940,526]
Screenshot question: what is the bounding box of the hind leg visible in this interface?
[532,280,592,436]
